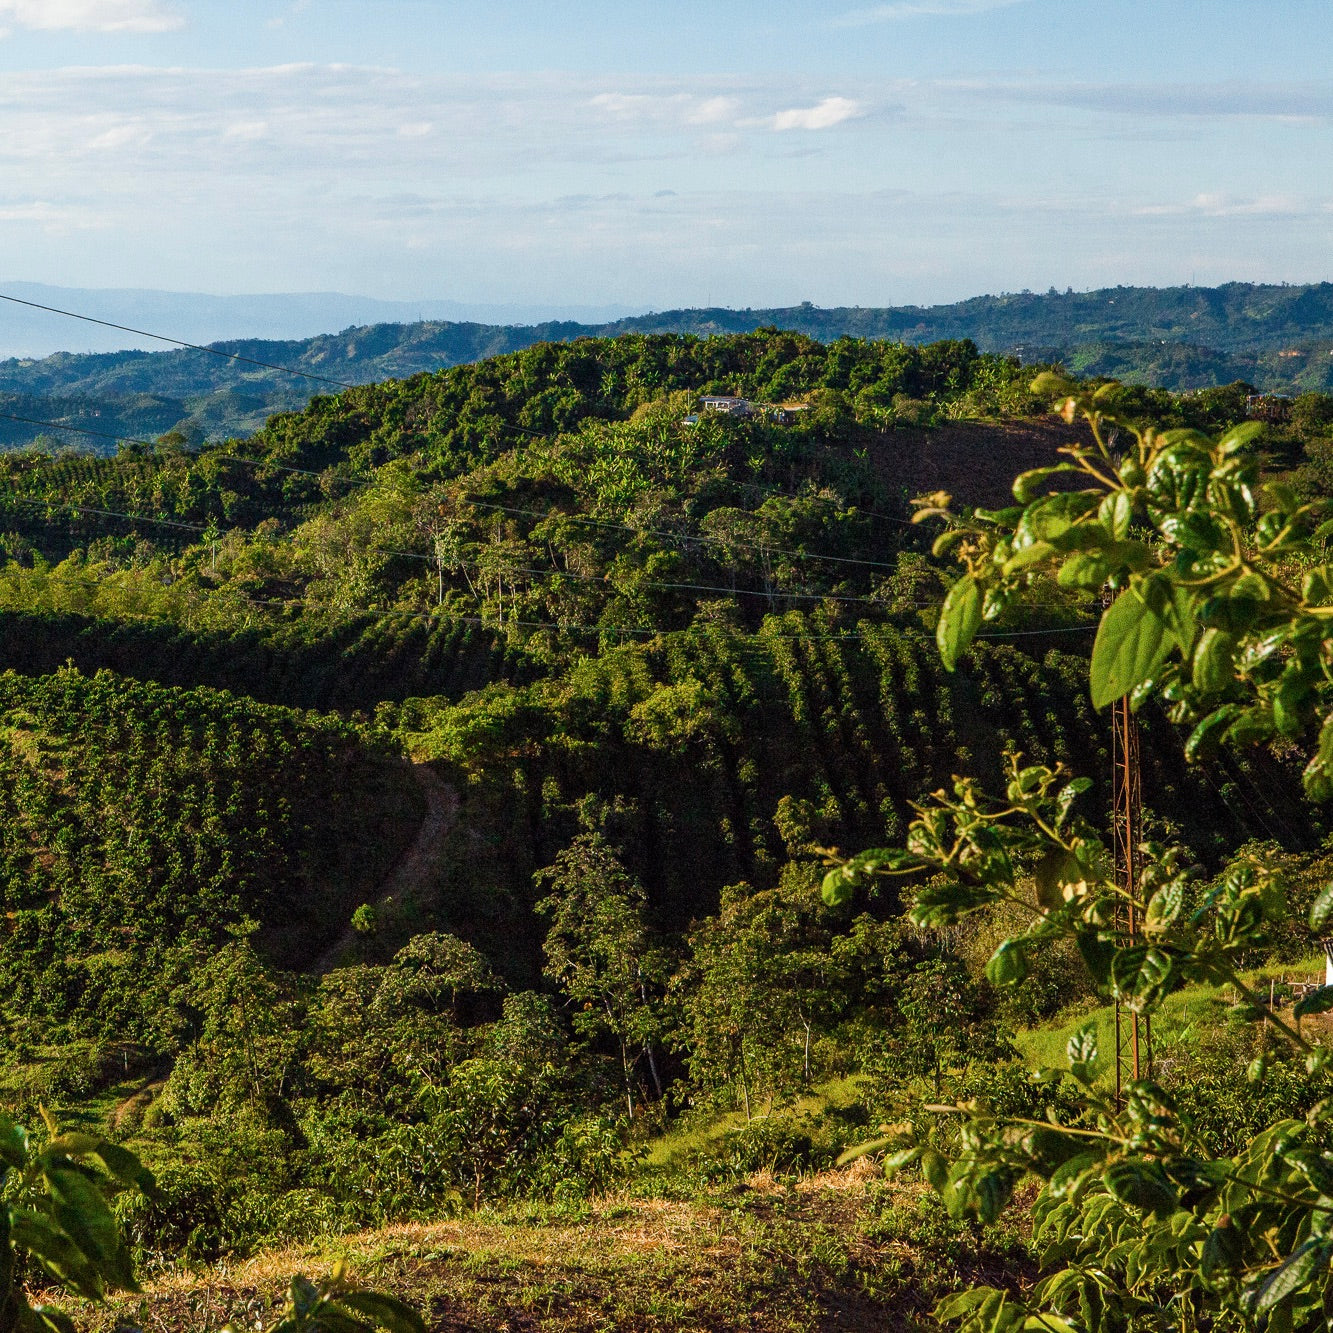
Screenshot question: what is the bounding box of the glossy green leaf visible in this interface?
[921,1149,950,1192]
[1218,420,1266,455]
[1049,1151,1103,1199]
[985,939,1027,986]
[1144,880,1184,931]
[1002,541,1057,575]
[1304,716,1333,803]
[821,867,854,907]
[1253,1239,1327,1313]
[1065,1021,1098,1073]
[1201,1219,1244,1277]
[1192,628,1237,695]
[1287,1149,1333,1196]
[1100,490,1133,540]
[1309,882,1333,933]
[975,1171,1012,1224]
[1102,1159,1177,1219]
[937,573,983,671]
[1013,465,1082,503]
[1090,582,1175,709]
[835,1137,898,1167]
[1110,945,1176,1011]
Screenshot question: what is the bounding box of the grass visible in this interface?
[641,1075,867,1171]
[1014,954,1326,1079]
[81,1169,1031,1333]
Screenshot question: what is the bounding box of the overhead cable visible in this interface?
[0,291,358,390]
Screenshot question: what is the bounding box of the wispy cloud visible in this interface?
[588,91,742,127]
[837,0,1027,26]
[0,62,1327,305]
[1130,193,1315,219]
[770,96,864,131]
[0,0,182,32]
[964,78,1333,120]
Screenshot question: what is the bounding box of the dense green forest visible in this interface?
[7,327,1333,1331]
[4,282,1333,455]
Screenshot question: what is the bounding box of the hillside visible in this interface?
[3,282,1333,453]
[3,329,1333,1329]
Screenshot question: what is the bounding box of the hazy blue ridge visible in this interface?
[2,281,1332,452]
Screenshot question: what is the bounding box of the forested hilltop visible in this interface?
[6,328,1333,1330]
[4,281,1333,453]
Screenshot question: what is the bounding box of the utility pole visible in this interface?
[1111,692,1150,1101]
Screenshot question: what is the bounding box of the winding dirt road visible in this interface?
[312,761,458,973]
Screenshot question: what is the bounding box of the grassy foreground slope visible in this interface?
[90,1172,1023,1333]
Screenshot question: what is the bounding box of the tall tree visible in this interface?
[536,831,667,1118]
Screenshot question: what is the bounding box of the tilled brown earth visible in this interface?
[867,418,1090,510]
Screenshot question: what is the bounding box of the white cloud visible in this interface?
[223,120,270,142]
[1130,193,1313,219]
[589,91,741,128]
[967,78,1333,120]
[0,62,1326,305]
[87,122,151,149]
[686,96,741,126]
[837,0,1027,24]
[771,97,863,131]
[0,0,182,32]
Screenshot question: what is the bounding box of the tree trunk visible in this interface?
[738,1040,752,1122]
[639,976,664,1099]
[644,1041,663,1100]
[620,1040,635,1121]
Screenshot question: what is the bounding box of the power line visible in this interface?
[0,493,1099,640]
[455,497,906,572]
[500,564,903,607]
[9,495,206,532]
[0,291,358,391]
[214,453,325,477]
[2,491,917,608]
[0,410,161,452]
[1,468,1104,635]
[973,624,1094,639]
[3,490,1105,631]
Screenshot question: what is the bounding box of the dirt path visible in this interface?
[313,762,459,973]
[111,764,458,1128]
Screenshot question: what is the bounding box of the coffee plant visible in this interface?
[824,377,1333,1331]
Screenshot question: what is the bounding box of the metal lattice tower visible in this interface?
[1111,693,1150,1100]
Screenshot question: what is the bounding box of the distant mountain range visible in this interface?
[0,283,643,359]
[1,281,1331,453]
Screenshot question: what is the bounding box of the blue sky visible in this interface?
[0,0,1330,309]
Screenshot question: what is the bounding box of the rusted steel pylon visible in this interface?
[1111,693,1150,1100]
